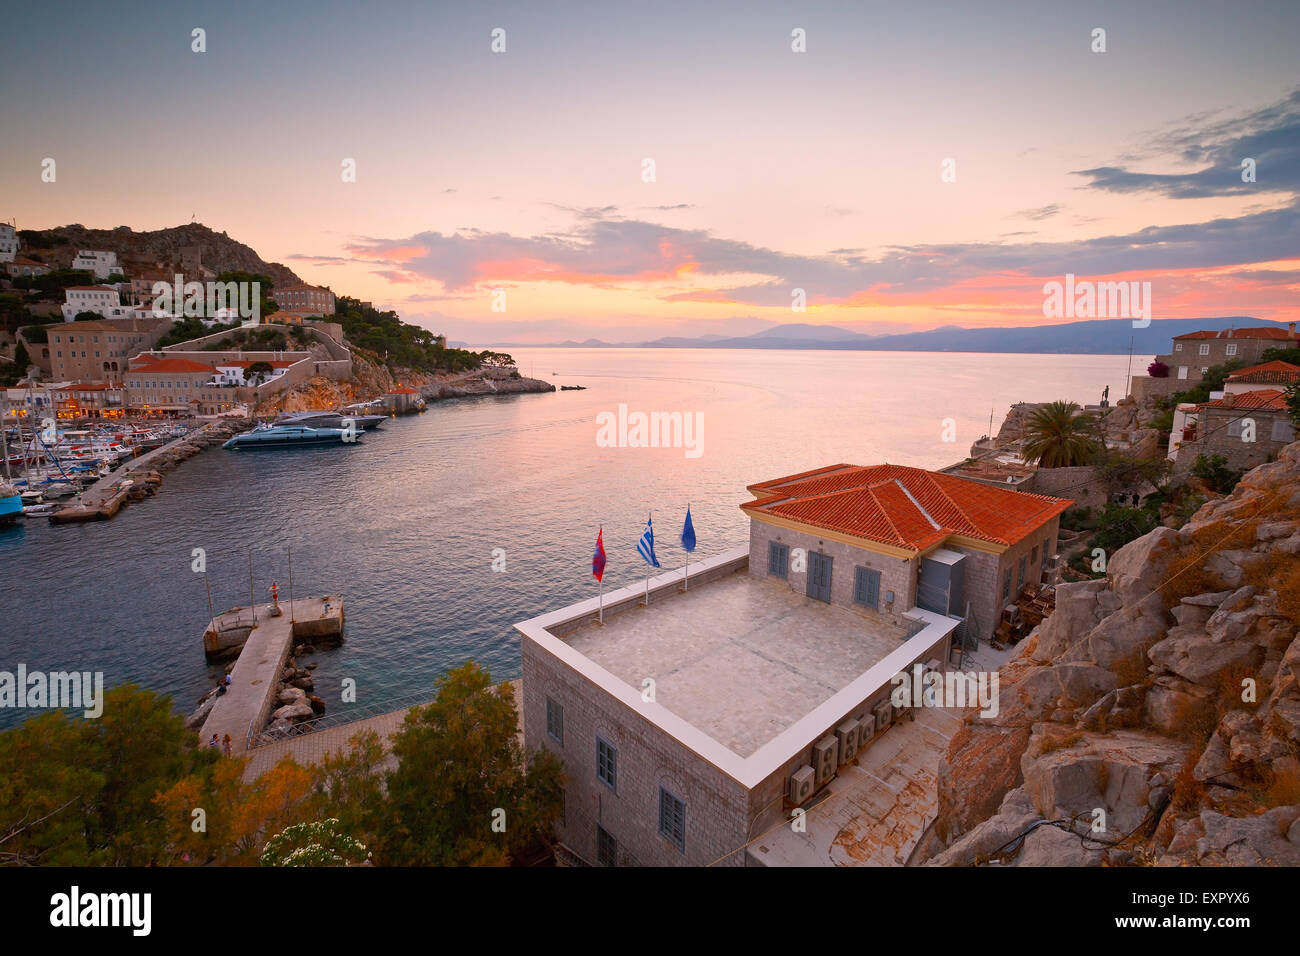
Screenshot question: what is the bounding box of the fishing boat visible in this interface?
[274,409,386,431]
[222,423,359,449]
[0,483,21,525]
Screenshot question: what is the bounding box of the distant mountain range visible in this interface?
[486,318,1294,354]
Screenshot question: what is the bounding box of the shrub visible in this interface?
[1190,454,1241,494]
[1147,360,1169,378]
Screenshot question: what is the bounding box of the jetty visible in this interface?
[50,418,249,524]
[198,595,344,755]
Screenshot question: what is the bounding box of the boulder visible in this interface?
[1195,808,1300,866]
[1107,527,1187,603]
[186,695,217,729]
[1022,729,1188,836]
[934,723,1032,843]
[277,686,308,705]
[927,787,1040,866]
[1068,592,1168,670]
[1158,632,1265,687]
[1015,822,1104,867]
[1035,579,1118,662]
[271,702,314,722]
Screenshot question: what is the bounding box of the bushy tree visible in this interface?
[1191,453,1242,494]
[381,662,565,866]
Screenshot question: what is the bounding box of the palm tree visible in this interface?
[1022,400,1099,468]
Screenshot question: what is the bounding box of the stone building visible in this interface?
[516,463,1070,867]
[271,283,335,315]
[48,316,172,384]
[1174,389,1296,476]
[1154,326,1299,384]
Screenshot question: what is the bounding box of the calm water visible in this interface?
[0,348,1146,728]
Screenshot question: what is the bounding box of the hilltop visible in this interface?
[16,222,303,287]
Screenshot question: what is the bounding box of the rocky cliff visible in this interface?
[924,442,1300,866]
[25,222,303,287]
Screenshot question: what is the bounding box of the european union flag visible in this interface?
[681,506,696,553]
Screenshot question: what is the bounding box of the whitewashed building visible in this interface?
[61,286,136,322]
[71,250,121,280]
[0,224,17,263]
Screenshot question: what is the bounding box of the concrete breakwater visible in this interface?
[51,417,253,524]
[194,595,344,754]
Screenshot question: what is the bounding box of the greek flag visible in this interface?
[637,514,660,568]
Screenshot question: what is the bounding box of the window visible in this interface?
[1031,545,1039,565]
[1174,343,1183,352]
[596,736,617,791]
[1198,343,1210,355]
[1273,419,1296,442]
[1178,366,1189,380]
[1001,568,1012,601]
[1042,537,1051,569]
[546,697,563,744]
[1017,555,1028,589]
[1227,417,1246,439]
[659,786,686,852]
[853,566,881,609]
[596,824,617,867]
[768,541,789,578]
[1225,343,1237,356]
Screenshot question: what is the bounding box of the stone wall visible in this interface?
[1030,465,1101,509]
[746,517,913,633]
[1129,375,1181,405]
[522,638,751,867]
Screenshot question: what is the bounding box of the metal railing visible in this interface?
[245,689,436,750]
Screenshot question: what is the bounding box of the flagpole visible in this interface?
[598,576,604,625]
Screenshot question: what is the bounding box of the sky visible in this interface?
[1,0,1298,344]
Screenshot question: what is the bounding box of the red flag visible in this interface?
[592,527,607,582]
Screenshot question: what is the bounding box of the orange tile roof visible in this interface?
[1226,360,1300,384]
[218,359,298,368]
[1174,327,1297,341]
[66,285,117,292]
[742,463,1073,551]
[388,386,420,395]
[1198,389,1288,411]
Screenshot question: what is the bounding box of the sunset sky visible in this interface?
[2,0,1298,343]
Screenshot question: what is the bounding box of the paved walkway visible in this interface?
[241,679,522,782]
[747,706,964,867]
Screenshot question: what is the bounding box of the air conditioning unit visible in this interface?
[873,700,892,733]
[788,765,815,805]
[812,735,839,787]
[857,713,876,742]
[836,719,860,764]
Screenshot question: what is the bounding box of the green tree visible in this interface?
[1286,382,1300,430]
[382,662,565,866]
[1191,453,1242,494]
[243,360,274,384]
[1022,401,1100,468]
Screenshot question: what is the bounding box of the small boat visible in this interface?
[22,502,56,517]
[274,410,386,431]
[42,482,78,499]
[223,423,360,450]
[0,483,21,525]
[19,490,44,504]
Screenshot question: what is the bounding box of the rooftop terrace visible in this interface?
[517,548,960,787]
[564,568,907,757]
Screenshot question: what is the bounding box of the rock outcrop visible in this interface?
[927,441,1300,866]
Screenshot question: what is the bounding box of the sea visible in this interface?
[0,348,1149,729]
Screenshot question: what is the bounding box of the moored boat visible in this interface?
[274,410,386,431]
[0,483,21,525]
[222,423,360,449]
